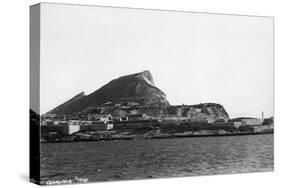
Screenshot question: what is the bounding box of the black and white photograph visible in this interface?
[30,2,274,185]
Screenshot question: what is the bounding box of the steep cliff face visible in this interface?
[48,70,169,115]
[89,70,169,107]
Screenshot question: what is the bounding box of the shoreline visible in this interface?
[41,130,273,144]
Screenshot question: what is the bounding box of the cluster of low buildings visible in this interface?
[40,112,272,136]
[41,113,154,135]
[41,114,113,135]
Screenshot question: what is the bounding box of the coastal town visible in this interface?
[33,71,274,143]
[36,107,273,143]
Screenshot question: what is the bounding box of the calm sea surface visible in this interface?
[41,134,273,183]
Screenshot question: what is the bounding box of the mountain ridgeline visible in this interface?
[48,70,229,121]
[48,71,169,114]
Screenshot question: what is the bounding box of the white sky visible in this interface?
[40,3,274,118]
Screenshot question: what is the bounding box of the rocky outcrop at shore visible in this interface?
[166,103,229,122]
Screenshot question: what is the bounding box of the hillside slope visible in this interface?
[48,70,169,115]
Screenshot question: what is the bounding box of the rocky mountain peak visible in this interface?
[48,70,169,115]
[135,70,155,86]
